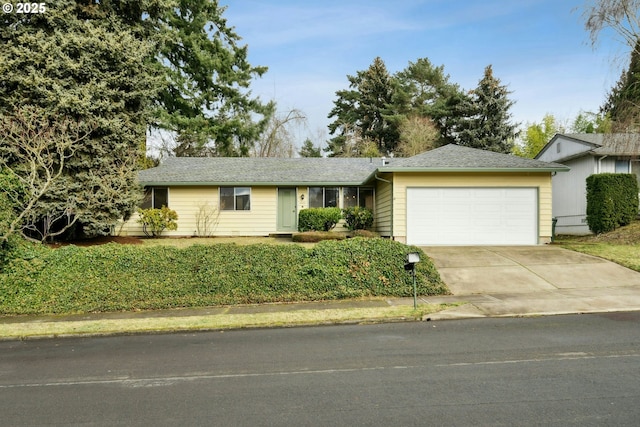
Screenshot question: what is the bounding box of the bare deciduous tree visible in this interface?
[583,0,640,52]
[194,202,220,237]
[0,106,93,242]
[253,109,307,157]
[396,116,440,157]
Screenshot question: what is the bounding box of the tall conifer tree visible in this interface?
[457,65,519,153]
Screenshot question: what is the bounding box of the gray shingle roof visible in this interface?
[382,144,569,171]
[138,157,381,186]
[561,133,640,156]
[138,145,567,186]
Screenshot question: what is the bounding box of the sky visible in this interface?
[222,0,630,148]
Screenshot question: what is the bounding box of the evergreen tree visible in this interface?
[0,0,273,238]
[571,110,611,133]
[457,65,519,153]
[393,58,471,145]
[602,38,640,131]
[0,1,162,237]
[299,139,322,157]
[149,0,274,156]
[327,57,398,156]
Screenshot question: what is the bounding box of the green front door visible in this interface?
[277,188,297,231]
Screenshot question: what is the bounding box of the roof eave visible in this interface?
[378,167,570,173]
[138,180,372,187]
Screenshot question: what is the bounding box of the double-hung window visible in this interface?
[220,187,251,211]
[141,187,168,209]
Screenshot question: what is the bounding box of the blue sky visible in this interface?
[222,0,628,146]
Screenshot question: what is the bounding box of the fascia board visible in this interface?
[139,181,372,187]
[378,167,570,173]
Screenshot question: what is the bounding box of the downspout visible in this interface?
[374,174,393,239]
[597,155,608,173]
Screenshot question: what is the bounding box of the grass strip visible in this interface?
[0,304,452,340]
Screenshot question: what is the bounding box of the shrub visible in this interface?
[586,173,639,234]
[0,169,25,267]
[137,206,178,237]
[292,231,347,242]
[0,238,447,314]
[298,207,342,232]
[349,229,379,238]
[343,206,374,230]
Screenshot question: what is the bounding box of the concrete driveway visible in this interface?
[421,246,640,295]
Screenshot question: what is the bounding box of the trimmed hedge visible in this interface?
[292,231,346,242]
[0,238,447,315]
[298,207,342,232]
[586,173,639,234]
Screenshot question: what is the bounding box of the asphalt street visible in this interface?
[1,313,640,426]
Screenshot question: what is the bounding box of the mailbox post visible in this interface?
[404,252,420,309]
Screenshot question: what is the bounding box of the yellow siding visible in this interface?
[115,211,144,236]
[373,174,393,236]
[117,186,278,237]
[391,172,553,244]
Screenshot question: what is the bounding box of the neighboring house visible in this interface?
[535,133,640,235]
[118,144,568,245]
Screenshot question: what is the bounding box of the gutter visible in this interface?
[137,181,371,187]
[378,167,570,173]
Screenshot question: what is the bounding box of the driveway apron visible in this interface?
[421,246,640,295]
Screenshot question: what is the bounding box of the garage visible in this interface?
[406,187,538,245]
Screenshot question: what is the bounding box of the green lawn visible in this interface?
[556,220,640,272]
[560,242,640,272]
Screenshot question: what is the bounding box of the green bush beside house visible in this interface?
[298,207,342,232]
[586,173,639,234]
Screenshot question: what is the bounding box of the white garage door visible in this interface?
[406,188,538,245]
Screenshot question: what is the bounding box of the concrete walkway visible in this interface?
[3,246,640,339]
[418,245,640,319]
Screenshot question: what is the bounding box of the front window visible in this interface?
[141,187,168,209]
[343,187,374,209]
[309,187,338,208]
[220,187,251,211]
[343,187,358,208]
[309,187,373,209]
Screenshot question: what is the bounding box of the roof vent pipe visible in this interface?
[382,157,388,166]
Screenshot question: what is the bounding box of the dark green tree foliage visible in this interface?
[298,139,322,157]
[586,173,639,234]
[332,58,526,156]
[151,0,274,156]
[602,38,640,131]
[393,58,471,146]
[0,169,23,265]
[0,1,163,237]
[327,57,398,156]
[457,65,519,153]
